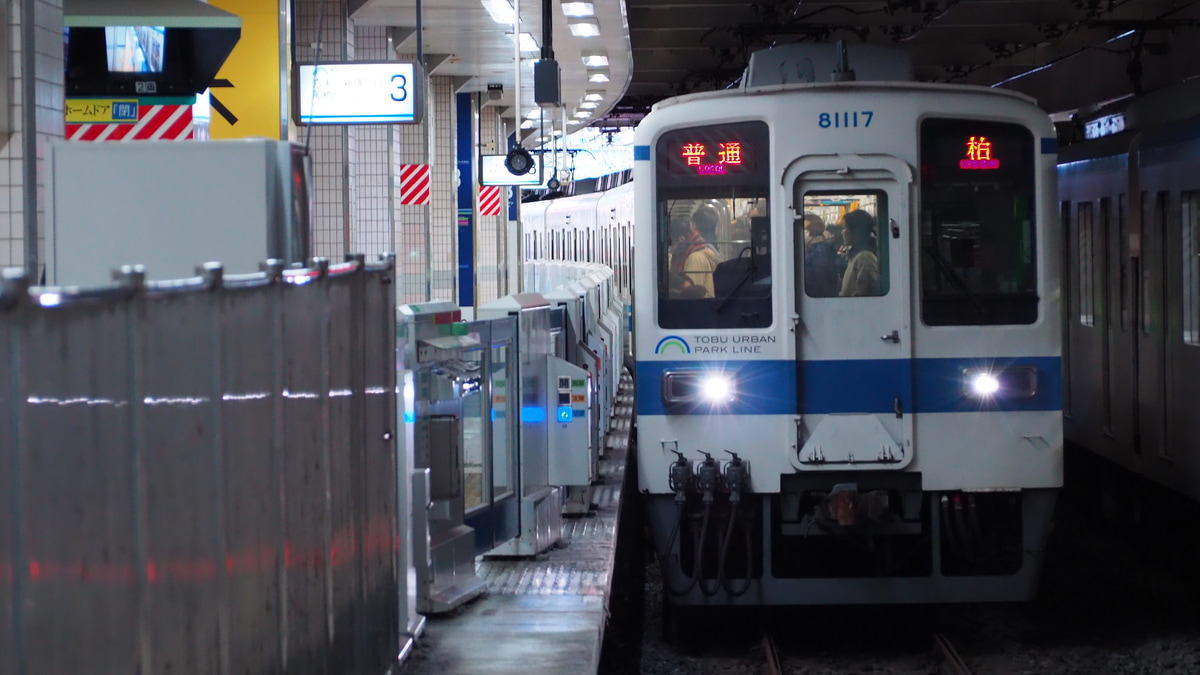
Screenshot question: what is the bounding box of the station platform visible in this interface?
[401,376,634,675]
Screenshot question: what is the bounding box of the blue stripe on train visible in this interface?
[635,357,1062,416]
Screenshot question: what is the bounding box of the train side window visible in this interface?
[919,118,1038,325]
[1183,191,1200,346]
[801,190,889,298]
[1078,201,1095,327]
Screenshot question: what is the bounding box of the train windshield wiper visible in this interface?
[715,249,755,313]
[923,245,985,314]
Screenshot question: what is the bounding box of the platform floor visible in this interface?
[401,378,633,675]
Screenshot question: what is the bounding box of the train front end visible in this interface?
[632,80,1062,607]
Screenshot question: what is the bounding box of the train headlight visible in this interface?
[969,372,1001,396]
[700,374,733,403]
[662,370,736,405]
[962,367,1039,399]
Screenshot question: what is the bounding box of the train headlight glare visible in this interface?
[969,372,1001,396]
[701,375,733,402]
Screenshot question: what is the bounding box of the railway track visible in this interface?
[933,631,973,675]
[760,630,783,675]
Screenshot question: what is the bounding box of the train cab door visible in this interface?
[785,154,915,469]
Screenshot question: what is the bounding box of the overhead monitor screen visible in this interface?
[106,26,165,73]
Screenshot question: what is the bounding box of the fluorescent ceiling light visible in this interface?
[568,17,600,37]
[583,91,604,102]
[581,50,608,67]
[561,1,594,17]
[587,68,610,83]
[568,118,585,125]
[481,0,516,25]
[579,101,598,109]
[521,119,537,129]
[573,110,591,118]
[526,109,543,119]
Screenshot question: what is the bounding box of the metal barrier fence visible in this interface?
[0,256,399,675]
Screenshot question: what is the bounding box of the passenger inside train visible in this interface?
[802,194,889,298]
[656,197,772,328]
[669,207,721,298]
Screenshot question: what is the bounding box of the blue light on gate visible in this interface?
[557,406,573,423]
[521,406,546,423]
[403,410,416,424]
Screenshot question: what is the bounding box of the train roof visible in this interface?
[650,80,1040,113]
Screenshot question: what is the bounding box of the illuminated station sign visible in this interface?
[959,135,1000,170]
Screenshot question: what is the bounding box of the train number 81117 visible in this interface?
[819,111,874,128]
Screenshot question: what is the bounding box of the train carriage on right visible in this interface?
[1058,80,1200,504]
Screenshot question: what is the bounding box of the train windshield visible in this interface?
[654,121,771,329]
[919,118,1038,325]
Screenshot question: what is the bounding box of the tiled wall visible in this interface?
[0,0,65,272]
[350,26,392,258]
[428,77,457,302]
[392,54,428,304]
[392,54,458,305]
[294,0,352,261]
[476,105,505,303]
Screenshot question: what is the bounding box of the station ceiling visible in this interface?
[344,0,1200,137]
[611,0,1200,126]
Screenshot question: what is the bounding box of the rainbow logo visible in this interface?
[654,335,691,355]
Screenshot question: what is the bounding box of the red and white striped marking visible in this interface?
[399,164,431,205]
[65,104,193,142]
[479,185,502,216]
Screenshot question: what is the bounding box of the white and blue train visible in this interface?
[527,42,1064,608]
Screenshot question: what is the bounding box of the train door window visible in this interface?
[919,119,1037,325]
[654,121,772,329]
[1183,191,1200,346]
[801,191,889,297]
[1078,202,1095,327]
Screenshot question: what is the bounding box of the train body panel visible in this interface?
[1059,101,1200,503]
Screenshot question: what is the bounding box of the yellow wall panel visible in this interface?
[208,0,284,140]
